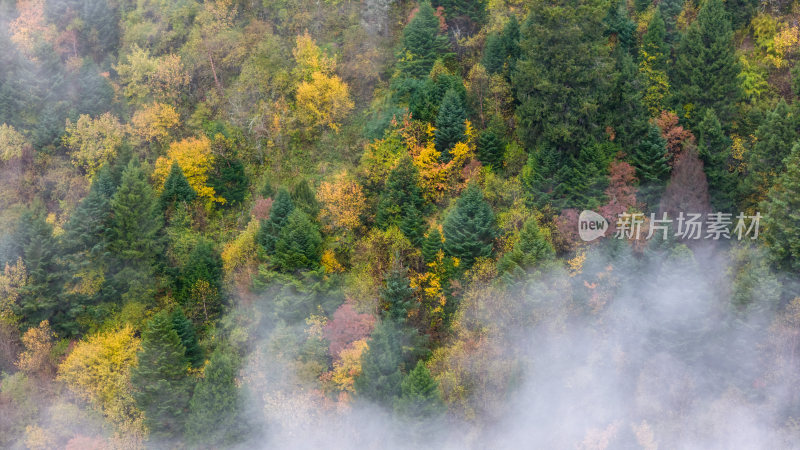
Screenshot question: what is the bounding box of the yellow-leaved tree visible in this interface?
[293,31,354,133]
[57,325,144,436]
[64,113,127,179]
[153,135,222,204]
[317,171,366,234]
[130,103,180,146]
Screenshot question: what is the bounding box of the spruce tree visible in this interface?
[107,159,164,302]
[501,15,521,72]
[762,142,800,272]
[630,125,670,210]
[131,311,191,440]
[273,209,323,272]
[210,156,248,207]
[696,108,736,212]
[672,0,740,126]
[178,239,223,312]
[497,216,554,280]
[257,187,294,254]
[745,100,798,207]
[477,129,504,169]
[603,0,636,55]
[393,360,445,419]
[354,320,405,405]
[170,308,204,368]
[376,159,428,245]
[160,162,196,209]
[186,348,244,446]
[421,228,443,263]
[380,264,415,323]
[14,209,70,334]
[290,179,320,218]
[435,88,467,161]
[399,2,451,79]
[605,47,649,151]
[514,0,612,156]
[442,184,497,269]
[483,33,506,75]
[658,0,684,44]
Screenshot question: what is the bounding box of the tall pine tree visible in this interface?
[434,88,467,161]
[630,125,670,210]
[376,159,428,245]
[354,320,405,405]
[160,162,197,209]
[257,187,294,254]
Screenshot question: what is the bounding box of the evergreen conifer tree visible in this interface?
[434,88,467,161]
[630,125,670,210]
[421,228,443,264]
[380,264,414,323]
[186,348,244,446]
[354,320,405,405]
[672,0,740,126]
[696,108,736,212]
[399,2,451,79]
[442,184,496,269]
[257,187,294,254]
[131,311,191,439]
[160,162,196,209]
[274,209,323,272]
[762,142,800,272]
[477,129,504,169]
[393,360,445,419]
[170,308,204,368]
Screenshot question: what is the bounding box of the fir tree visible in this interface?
[290,178,320,218]
[696,109,736,212]
[178,239,223,311]
[421,227,443,263]
[407,72,466,123]
[658,0,684,44]
[210,156,248,207]
[745,100,798,207]
[131,311,191,440]
[257,187,294,254]
[186,348,245,446]
[435,88,467,161]
[477,129,504,169]
[498,216,554,280]
[514,0,612,156]
[354,320,405,405]
[273,209,323,272]
[376,159,428,245]
[605,47,649,151]
[432,0,487,23]
[762,142,800,272]
[393,360,445,419]
[442,184,497,269]
[642,9,669,70]
[672,0,740,126]
[603,0,636,55]
[399,2,451,79]
[160,162,197,209]
[380,264,414,323]
[170,308,203,368]
[107,159,164,302]
[483,33,506,75]
[630,125,670,210]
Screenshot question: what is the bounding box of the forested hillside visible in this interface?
[1,0,800,448]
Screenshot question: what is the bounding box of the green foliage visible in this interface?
[442,184,496,269]
[435,88,467,160]
[274,209,323,272]
[407,73,466,123]
[210,156,248,207]
[605,47,649,150]
[380,264,415,323]
[672,0,740,126]
[393,360,445,419]
[483,16,521,76]
[257,187,294,254]
[376,159,428,245]
[762,142,800,272]
[603,0,636,54]
[108,159,164,303]
[498,216,554,281]
[354,320,405,405]
[170,308,203,368]
[421,227,443,264]
[433,0,487,23]
[745,100,798,207]
[160,162,197,208]
[131,311,190,439]
[630,125,670,210]
[186,347,244,446]
[399,2,451,79]
[696,109,736,212]
[290,179,320,218]
[477,129,504,169]
[642,10,669,71]
[514,0,612,156]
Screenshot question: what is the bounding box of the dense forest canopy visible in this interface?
[1,0,800,448]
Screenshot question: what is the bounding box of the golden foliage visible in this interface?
[321,249,344,273]
[64,113,127,179]
[130,103,180,145]
[153,136,222,204]
[115,45,190,104]
[0,124,30,161]
[57,326,144,434]
[16,320,55,378]
[323,338,367,394]
[317,172,366,233]
[221,218,260,277]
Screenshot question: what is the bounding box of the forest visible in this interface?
[1,0,800,448]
